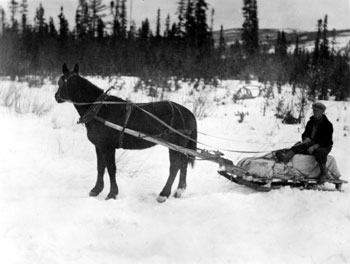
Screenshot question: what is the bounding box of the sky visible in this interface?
[0,0,349,32]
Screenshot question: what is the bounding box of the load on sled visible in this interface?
[218,150,347,192]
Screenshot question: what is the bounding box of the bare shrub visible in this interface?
[235,111,249,123]
[0,82,54,116]
[191,92,211,118]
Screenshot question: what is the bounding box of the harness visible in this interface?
[57,80,281,154]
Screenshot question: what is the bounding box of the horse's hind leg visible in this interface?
[90,146,106,197]
[157,150,180,203]
[174,155,188,198]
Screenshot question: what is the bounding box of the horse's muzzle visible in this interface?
[55,91,65,103]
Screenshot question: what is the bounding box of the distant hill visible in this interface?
[212,28,350,53]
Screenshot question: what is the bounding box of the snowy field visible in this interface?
[0,77,349,264]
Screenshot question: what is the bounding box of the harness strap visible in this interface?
[119,102,133,148]
[77,87,114,124]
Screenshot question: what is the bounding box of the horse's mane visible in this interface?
[70,75,126,103]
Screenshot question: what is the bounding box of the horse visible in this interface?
[55,64,197,202]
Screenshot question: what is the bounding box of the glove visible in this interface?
[303,137,311,144]
[307,144,319,154]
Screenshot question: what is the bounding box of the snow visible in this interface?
[0,77,350,264]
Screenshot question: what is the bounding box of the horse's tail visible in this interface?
[187,122,197,168]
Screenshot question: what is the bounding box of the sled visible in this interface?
[228,151,348,192]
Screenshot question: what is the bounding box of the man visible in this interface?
[277,102,333,184]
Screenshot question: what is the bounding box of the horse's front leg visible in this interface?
[101,146,118,200]
[89,146,106,197]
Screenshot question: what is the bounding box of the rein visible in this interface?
[60,88,277,154]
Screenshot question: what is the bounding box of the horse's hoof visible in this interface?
[174,188,185,198]
[106,193,117,200]
[89,191,99,197]
[156,195,167,203]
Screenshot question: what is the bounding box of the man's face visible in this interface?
[312,108,324,120]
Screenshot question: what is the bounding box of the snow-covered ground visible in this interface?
[0,77,349,264]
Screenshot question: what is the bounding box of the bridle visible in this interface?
[55,73,81,103]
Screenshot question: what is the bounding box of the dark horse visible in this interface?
[55,64,197,202]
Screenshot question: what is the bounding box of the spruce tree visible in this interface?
[242,0,259,55]
[320,14,329,60]
[218,25,226,57]
[48,17,57,38]
[58,6,69,41]
[34,3,47,38]
[164,14,170,37]
[9,0,19,31]
[20,0,28,33]
[194,0,210,48]
[75,0,90,38]
[0,7,4,36]
[156,8,161,38]
[120,0,127,39]
[110,0,121,39]
[184,0,195,43]
[89,0,106,38]
[177,0,186,37]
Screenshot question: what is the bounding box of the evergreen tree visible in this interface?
[58,6,69,41]
[210,8,214,32]
[9,0,19,30]
[293,35,299,57]
[20,0,28,33]
[120,0,127,38]
[177,0,186,37]
[308,19,323,99]
[96,17,104,40]
[164,14,170,37]
[110,0,121,39]
[48,17,57,38]
[312,19,322,65]
[34,3,48,37]
[242,0,259,55]
[275,30,287,56]
[184,0,195,43]
[194,0,210,48]
[0,7,4,36]
[139,18,151,40]
[318,15,330,99]
[89,0,106,37]
[156,8,161,38]
[320,14,329,60]
[75,0,90,38]
[218,24,226,57]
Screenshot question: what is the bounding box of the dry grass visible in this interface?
[0,82,54,116]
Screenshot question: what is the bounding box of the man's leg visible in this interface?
[276,143,309,164]
[313,147,331,184]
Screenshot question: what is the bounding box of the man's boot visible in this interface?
[276,150,295,164]
[317,163,328,184]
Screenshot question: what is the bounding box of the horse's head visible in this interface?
[55,63,79,103]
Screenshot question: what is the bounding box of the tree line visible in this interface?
[0,0,349,100]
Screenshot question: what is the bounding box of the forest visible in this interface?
[0,0,349,100]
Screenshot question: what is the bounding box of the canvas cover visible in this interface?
[237,153,341,180]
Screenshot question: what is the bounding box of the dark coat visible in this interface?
[302,115,333,148]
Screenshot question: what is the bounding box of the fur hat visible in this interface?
[312,102,326,111]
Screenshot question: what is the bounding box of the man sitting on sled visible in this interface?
[277,102,333,184]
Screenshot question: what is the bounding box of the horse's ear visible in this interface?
[73,64,79,74]
[62,63,69,74]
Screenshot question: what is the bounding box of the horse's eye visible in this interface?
[58,77,65,87]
